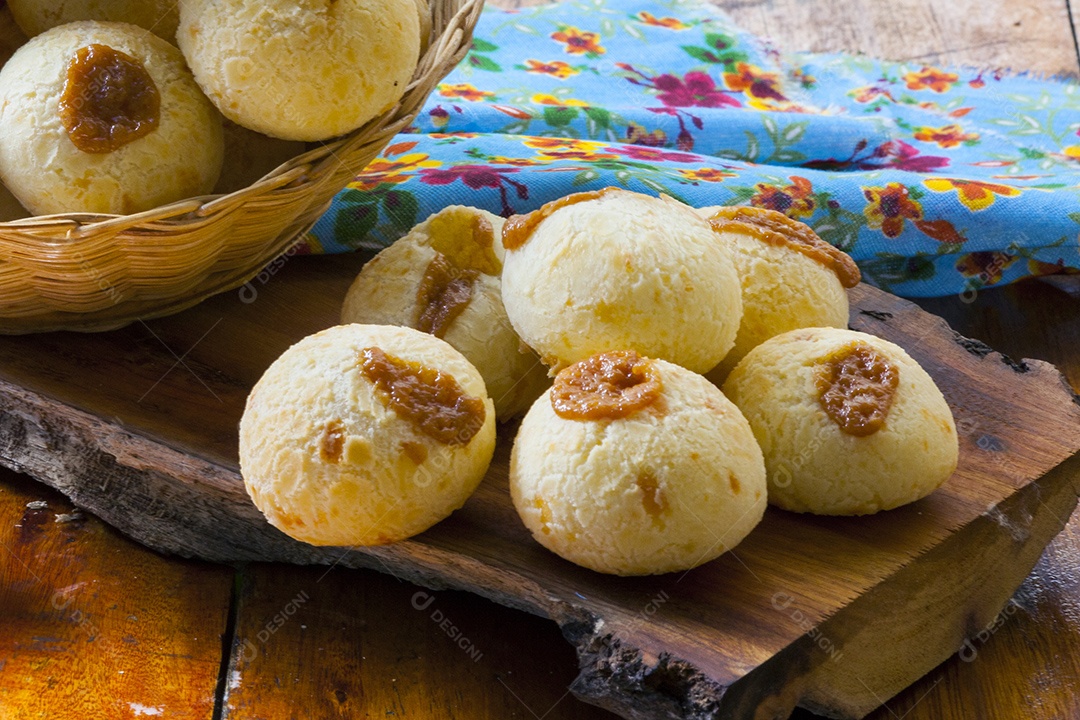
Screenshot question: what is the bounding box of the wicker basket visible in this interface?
[0,0,483,334]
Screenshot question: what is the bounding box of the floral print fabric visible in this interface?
[306,0,1080,297]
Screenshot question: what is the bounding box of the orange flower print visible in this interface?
[1064,145,1080,161]
[863,183,923,238]
[522,59,579,79]
[913,124,979,148]
[489,156,540,167]
[679,168,736,183]
[636,11,690,30]
[723,62,787,103]
[751,176,815,218]
[903,66,959,93]
[1028,259,1078,277]
[541,148,619,162]
[531,93,589,107]
[924,178,1021,211]
[957,251,1017,284]
[523,136,606,151]
[438,83,494,102]
[850,85,895,104]
[521,136,617,161]
[626,122,667,147]
[351,153,441,191]
[550,26,605,57]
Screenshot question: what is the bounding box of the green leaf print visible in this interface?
[336,201,379,246]
[471,38,498,52]
[543,106,580,127]
[468,54,503,72]
[382,190,419,236]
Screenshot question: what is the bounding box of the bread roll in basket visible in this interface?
[0,0,483,333]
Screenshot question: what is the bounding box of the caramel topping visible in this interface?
[502,187,622,251]
[416,252,478,338]
[319,420,346,463]
[815,341,899,436]
[551,350,662,421]
[427,210,501,275]
[59,44,161,154]
[707,206,861,288]
[360,347,486,446]
[400,440,429,465]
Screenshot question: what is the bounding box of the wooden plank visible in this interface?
[0,254,357,471]
[716,0,1080,77]
[221,563,618,719]
[504,0,1080,76]
[720,0,1080,708]
[209,3,1080,717]
[0,467,233,719]
[851,281,1080,720]
[857,505,1080,720]
[0,1,1076,718]
[0,245,1078,718]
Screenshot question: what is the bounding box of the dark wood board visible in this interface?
[0,467,232,718]
[0,252,1078,719]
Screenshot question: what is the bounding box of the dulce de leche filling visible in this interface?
[551,350,662,421]
[319,419,347,464]
[359,347,486,446]
[502,187,622,251]
[707,206,861,288]
[815,341,899,436]
[415,252,479,339]
[59,44,161,154]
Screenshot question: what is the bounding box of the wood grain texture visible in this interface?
[720,0,1079,77]
[0,467,232,719]
[501,0,1080,76]
[849,281,1080,720]
[0,0,1078,717]
[855,506,1080,720]
[221,563,618,720]
[0,243,1078,719]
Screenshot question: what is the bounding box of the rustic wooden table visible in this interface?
[2,0,1080,717]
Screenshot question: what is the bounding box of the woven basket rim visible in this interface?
[0,0,483,237]
[0,0,484,333]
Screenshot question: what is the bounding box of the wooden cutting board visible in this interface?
[0,251,1078,720]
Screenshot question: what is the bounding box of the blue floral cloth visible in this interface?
[305,0,1080,297]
